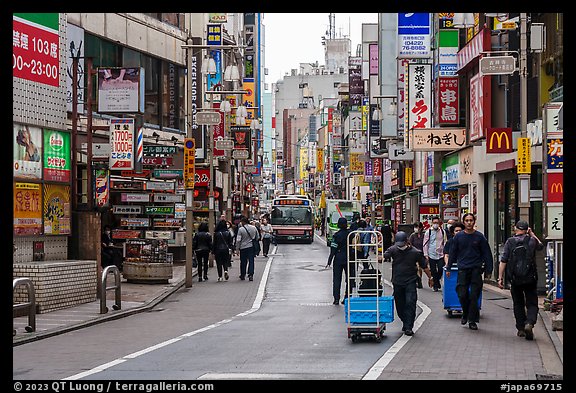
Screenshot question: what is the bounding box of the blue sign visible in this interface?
[398,13,431,58]
[333,161,341,173]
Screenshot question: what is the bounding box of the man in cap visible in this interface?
[326,217,355,304]
[497,220,543,340]
[384,231,433,336]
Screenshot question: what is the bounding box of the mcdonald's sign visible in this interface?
[486,128,512,153]
[547,172,563,203]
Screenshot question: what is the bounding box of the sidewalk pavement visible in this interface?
[13,250,563,369]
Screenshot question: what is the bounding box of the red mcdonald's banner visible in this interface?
[547,172,563,203]
[486,128,512,153]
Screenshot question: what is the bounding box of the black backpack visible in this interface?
[507,236,536,285]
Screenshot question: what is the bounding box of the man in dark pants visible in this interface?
[384,231,433,336]
[498,220,543,340]
[326,217,355,305]
[446,213,493,331]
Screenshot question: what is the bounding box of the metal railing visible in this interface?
[13,278,36,335]
[100,265,122,314]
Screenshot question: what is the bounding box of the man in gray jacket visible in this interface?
[235,216,260,281]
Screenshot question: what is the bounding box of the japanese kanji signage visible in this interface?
[407,64,432,130]
[411,128,466,151]
[109,118,134,170]
[13,13,60,87]
[438,77,459,125]
[43,130,71,182]
[517,137,531,174]
[184,138,195,189]
[547,138,563,170]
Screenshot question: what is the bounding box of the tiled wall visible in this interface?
[13,260,97,313]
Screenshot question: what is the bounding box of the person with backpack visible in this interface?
[422,216,448,292]
[497,220,543,340]
[446,213,493,331]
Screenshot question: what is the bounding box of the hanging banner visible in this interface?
[407,64,432,130]
[95,168,110,208]
[43,183,71,235]
[469,73,491,141]
[109,118,135,170]
[14,182,43,236]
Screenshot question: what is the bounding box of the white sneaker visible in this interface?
[217,277,222,282]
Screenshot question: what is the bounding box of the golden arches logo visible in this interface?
[550,182,563,194]
[489,130,511,150]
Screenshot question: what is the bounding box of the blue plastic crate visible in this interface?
[443,267,482,311]
[344,296,394,324]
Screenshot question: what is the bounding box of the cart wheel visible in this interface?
[447,310,453,317]
[351,335,358,343]
[375,334,382,343]
[25,325,34,333]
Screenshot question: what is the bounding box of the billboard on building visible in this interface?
[14,123,42,180]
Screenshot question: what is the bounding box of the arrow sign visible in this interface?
[196,111,222,125]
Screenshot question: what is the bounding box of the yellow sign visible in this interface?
[317,148,324,172]
[184,138,196,189]
[517,137,531,174]
[404,167,413,187]
[349,153,364,173]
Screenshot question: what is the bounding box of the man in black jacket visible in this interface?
[384,231,433,336]
[497,220,544,340]
[326,217,356,305]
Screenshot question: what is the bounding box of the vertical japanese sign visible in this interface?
[109,118,135,170]
[348,57,363,107]
[13,13,60,87]
[14,182,43,236]
[243,78,256,120]
[14,123,42,180]
[469,73,485,141]
[546,206,563,240]
[317,148,324,172]
[184,138,195,189]
[397,59,409,143]
[43,183,71,235]
[397,13,431,59]
[95,168,110,207]
[369,43,379,75]
[43,129,71,182]
[407,64,432,130]
[212,102,225,157]
[438,77,459,124]
[207,24,222,92]
[438,29,458,77]
[517,137,531,174]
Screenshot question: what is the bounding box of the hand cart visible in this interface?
[442,266,482,317]
[344,230,394,343]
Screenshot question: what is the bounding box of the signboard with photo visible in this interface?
[14,124,42,180]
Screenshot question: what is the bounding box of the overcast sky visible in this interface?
[263,13,379,85]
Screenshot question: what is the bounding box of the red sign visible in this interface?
[120,169,151,178]
[547,172,563,203]
[194,168,210,187]
[12,19,60,87]
[438,77,459,125]
[486,128,512,153]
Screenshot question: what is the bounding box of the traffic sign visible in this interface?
[196,111,221,125]
[480,56,516,75]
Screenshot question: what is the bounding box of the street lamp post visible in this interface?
[518,12,530,222]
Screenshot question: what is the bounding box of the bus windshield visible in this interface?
[271,206,313,226]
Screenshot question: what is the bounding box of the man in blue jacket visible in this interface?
[446,213,493,331]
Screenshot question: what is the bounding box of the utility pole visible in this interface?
[518,13,530,222]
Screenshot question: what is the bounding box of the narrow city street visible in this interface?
[13,236,561,381]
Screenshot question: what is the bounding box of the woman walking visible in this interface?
[213,220,233,281]
[260,217,273,257]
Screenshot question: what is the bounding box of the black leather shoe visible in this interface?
[333,299,339,305]
[239,276,245,280]
[198,277,203,282]
[461,317,467,325]
[468,322,478,330]
[404,329,414,336]
[341,299,346,305]
[248,275,254,281]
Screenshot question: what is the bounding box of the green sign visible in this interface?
[43,129,71,182]
[145,206,175,215]
[13,13,59,31]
